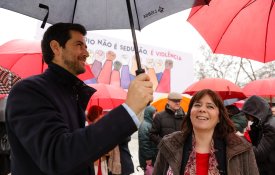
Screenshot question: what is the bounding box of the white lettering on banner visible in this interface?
[85,34,194,93]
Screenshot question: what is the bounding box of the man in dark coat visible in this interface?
[149,92,185,146]
[5,23,153,175]
[242,95,275,175]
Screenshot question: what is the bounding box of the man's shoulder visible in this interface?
[16,74,48,88]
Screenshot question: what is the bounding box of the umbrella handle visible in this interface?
[135,69,145,76]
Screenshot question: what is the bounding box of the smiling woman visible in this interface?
[153,89,260,175]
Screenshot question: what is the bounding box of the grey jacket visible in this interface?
[153,131,259,175]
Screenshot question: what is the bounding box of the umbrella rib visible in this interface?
[72,0,78,23]
[264,0,274,62]
[213,0,256,52]
[38,3,49,28]
[132,0,141,30]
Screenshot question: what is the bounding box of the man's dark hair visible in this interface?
[41,23,87,64]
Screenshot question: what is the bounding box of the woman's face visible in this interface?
[190,94,220,133]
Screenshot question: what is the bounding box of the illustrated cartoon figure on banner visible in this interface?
[91,49,105,81]
[98,50,116,84]
[110,60,122,87]
[154,59,164,82]
[84,49,97,84]
[130,55,145,81]
[156,59,173,93]
[86,49,95,65]
[130,55,138,81]
[146,58,158,91]
[120,54,131,89]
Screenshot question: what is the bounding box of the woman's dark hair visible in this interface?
[182,89,235,139]
[87,105,103,123]
[41,23,87,64]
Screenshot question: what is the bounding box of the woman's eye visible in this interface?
[193,103,201,107]
[207,105,215,109]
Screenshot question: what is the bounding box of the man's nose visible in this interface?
[84,48,89,58]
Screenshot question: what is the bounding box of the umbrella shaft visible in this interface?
[126,0,144,75]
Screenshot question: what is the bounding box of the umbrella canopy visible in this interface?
[1,0,204,30]
[183,78,247,100]
[151,95,190,112]
[243,78,275,102]
[233,100,245,109]
[0,39,94,80]
[87,83,127,110]
[0,66,21,94]
[188,0,275,63]
[1,0,207,75]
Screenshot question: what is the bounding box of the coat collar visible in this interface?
[44,63,96,109]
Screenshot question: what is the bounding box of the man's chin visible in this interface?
[76,69,86,75]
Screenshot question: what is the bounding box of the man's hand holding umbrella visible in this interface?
[126,73,153,116]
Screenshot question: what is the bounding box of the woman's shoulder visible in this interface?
[159,131,186,150]
[226,133,252,156]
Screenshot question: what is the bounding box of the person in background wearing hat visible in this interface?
[149,92,185,146]
[242,95,275,175]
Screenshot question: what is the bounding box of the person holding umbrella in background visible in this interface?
[5,22,153,175]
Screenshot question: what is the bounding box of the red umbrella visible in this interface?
[183,78,247,100]
[0,39,94,80]
[87,83,127,110]
[188,0,275,63]
[233,100,245,109]
[243,78,275,103]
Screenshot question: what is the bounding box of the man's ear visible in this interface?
[49,40,61,55]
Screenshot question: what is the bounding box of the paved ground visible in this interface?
[129,131,144,175]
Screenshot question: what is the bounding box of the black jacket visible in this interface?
[5,63,137,175]
[149,104,184,146]
[242,95,275,175]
